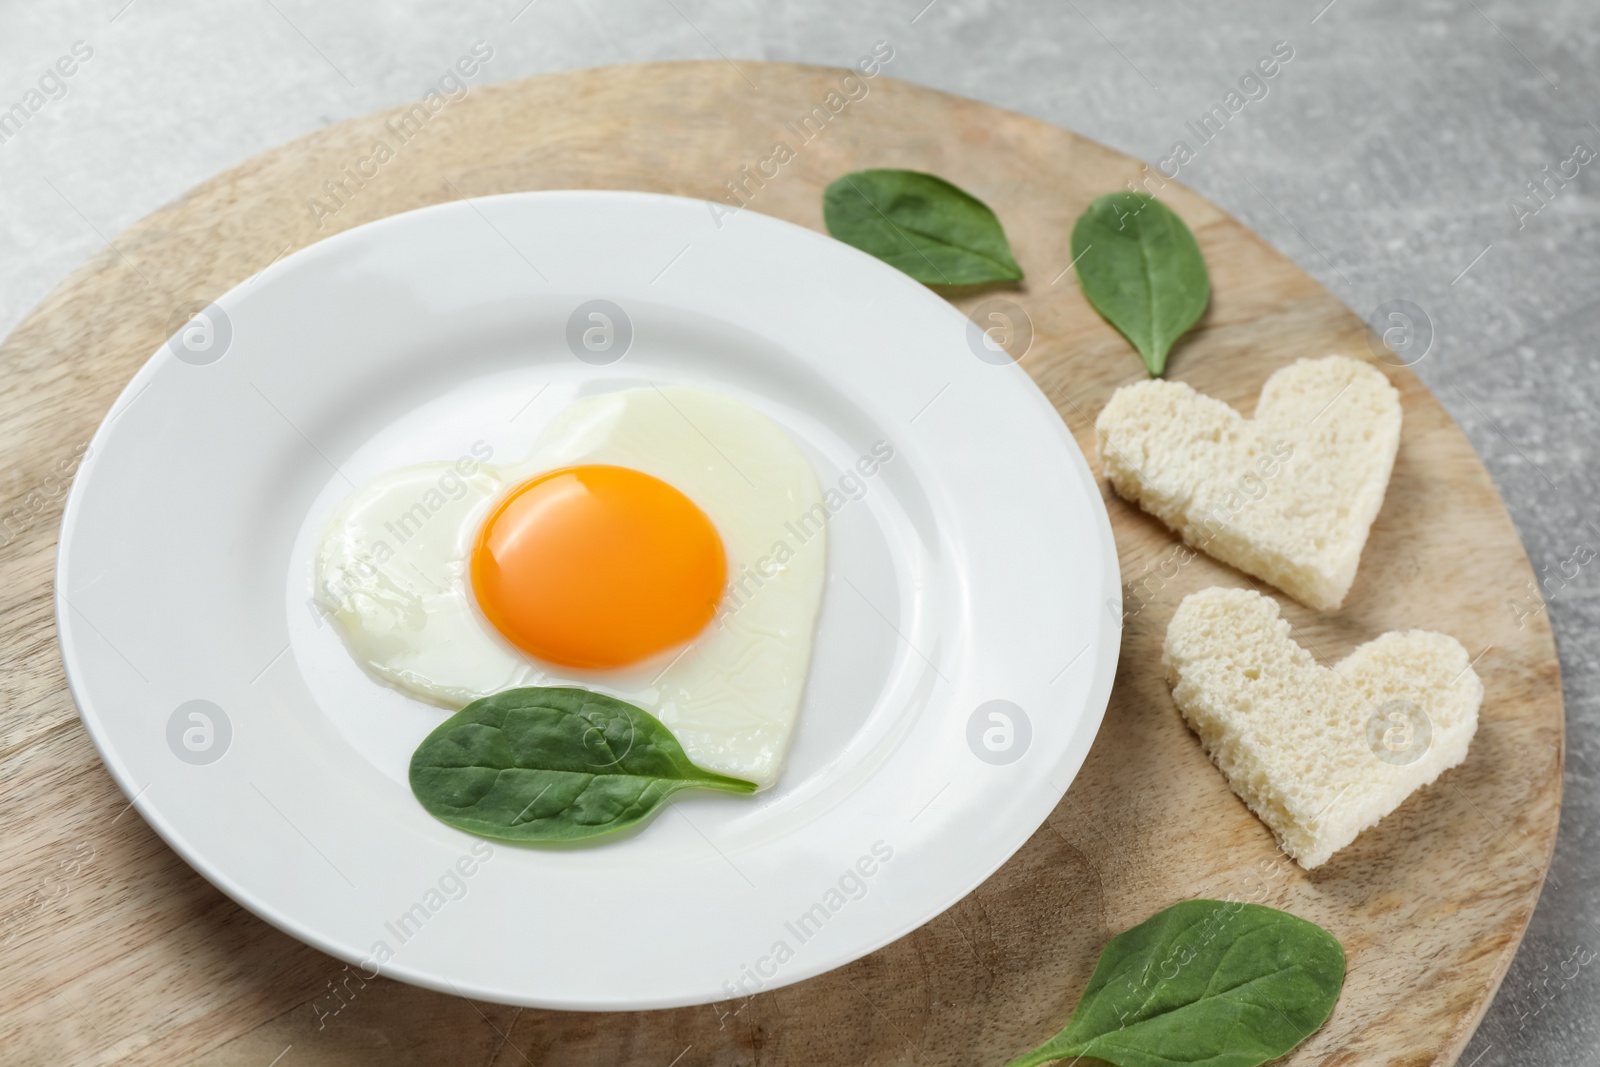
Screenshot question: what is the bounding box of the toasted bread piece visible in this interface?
[1163,587,1481,869]
[1097,356,1401,611]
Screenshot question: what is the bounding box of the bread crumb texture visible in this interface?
[1162,587,1482,869]
[1096,355,1401,611]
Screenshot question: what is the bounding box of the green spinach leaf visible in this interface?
[1002,900,1344,1067]
[409,687,756,843]
[1071,192,1210,377]
[823,169,1023,285]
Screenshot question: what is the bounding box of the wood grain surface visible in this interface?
[0,61,1562,1066]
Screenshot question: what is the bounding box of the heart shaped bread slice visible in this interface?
[1163,587,1481,868]
[1097,355,1401,611]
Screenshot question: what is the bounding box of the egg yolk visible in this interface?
[470,464,727,670]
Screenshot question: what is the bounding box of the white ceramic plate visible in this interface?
[56,191,1120,1010]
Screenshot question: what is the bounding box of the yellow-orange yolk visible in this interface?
[470,464,727,670]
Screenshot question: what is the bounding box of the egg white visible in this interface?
[314,386,827,789]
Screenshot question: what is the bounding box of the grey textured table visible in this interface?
[3,0,1595,1062]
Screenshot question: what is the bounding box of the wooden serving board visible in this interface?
[0,62,1562,1066]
